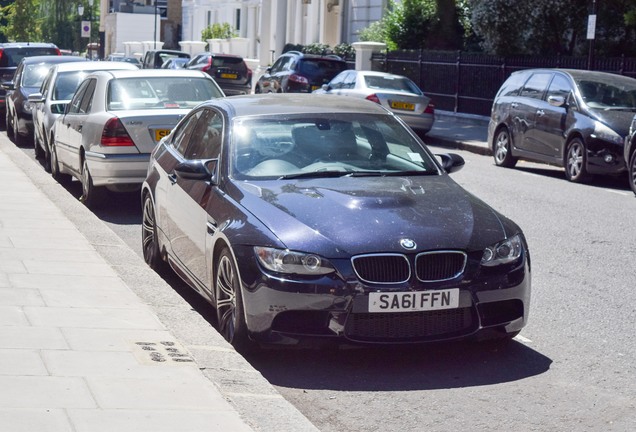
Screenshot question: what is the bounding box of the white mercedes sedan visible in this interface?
[52,69,224,208]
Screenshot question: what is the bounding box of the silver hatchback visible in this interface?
[52,69,224,208]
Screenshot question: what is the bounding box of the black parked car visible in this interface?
[255,51,348,94]
[141,49,190,69]
[489,68,636,183]
[0,42,61,120]
[186,52,251,95]
[3,55,85,146]
[141,93,531,351]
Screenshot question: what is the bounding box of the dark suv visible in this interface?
[488,68,636,183]
[141,49,190,69]
[186,52,251,95]
[0,42,61,119]
[255,51,348,94]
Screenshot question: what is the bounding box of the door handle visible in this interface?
[537,109,545,116]
[511,102,518,108]
[77,124,83,132]
[168,173,177,184]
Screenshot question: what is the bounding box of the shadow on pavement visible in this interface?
[246,339,551,391]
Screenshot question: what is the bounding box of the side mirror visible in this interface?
[436,153,465,174]
[174,159,218,184]
[28,92,44,103]
[2,81,15,91]
[548,95,566,107]
[321,84,330,91]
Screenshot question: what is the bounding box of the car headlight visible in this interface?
[254,246,335,275]
[481,234,523,267]
[23,100,33,113]
[593,121,623,145]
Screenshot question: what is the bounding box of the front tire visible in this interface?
[50,140,72,185]
[34,128,44,159]
[493,127,517,168]
[141,193,167,272]
[565,137,589,183]
[6,109,14,141]
[629,150,636,196]
[215,248,253,352]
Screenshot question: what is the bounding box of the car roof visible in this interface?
[200,93,388,118]
[196,52,244,59]
[512,68,636,81]
[148,49,189,55]
[53,61,138,73]
[18,55,82,65]
[0,42,58,48]
[87,69,210,79]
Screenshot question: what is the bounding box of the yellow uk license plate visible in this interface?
[311,85,320,91]
[390,101,415,111]
[220,73,238,79]
[155,129,171,141]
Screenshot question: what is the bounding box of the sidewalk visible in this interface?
[0,135,319,432]
[426,110,491,155]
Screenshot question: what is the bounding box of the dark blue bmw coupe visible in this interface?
[141,94,531,351]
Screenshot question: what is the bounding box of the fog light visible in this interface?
[603,154,614,163]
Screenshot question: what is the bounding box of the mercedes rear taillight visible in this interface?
[101,117,134,146]
[366,94,381,104]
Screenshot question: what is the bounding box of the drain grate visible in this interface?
[131,340,194,365]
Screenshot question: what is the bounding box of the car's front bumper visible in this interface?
[234,246,531,346]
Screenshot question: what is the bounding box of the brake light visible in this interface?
[55,48,62,56]
[101,117,134,146]
[202,56,212,73]
[424,102,435,114]
[0,49,4,63]
[366,94,380,104]
[289,73,309,85]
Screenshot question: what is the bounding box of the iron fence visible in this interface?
[370,50,636,116]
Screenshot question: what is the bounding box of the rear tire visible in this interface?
[6,110,14,141]
[80,158,105,208]
[34,128,44,159]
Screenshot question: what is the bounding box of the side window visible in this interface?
[13,63,23,86]
[547,75,572,101]
[269,57,285,73]
[329,72,346,89]
[67,79,90,114]
[519,73,552,100]
[184,109,224,160]
[78,79,97,114]
[40,70,53,98]
[498,73,529,98]
[172,110,203,156]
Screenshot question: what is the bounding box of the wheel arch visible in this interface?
[562,131,585,164]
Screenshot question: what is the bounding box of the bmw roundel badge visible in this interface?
[400,238,417,250]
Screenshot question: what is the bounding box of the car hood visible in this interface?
[589,109,635,137]
[232,175,513,257]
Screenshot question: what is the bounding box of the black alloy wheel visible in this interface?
[80,158,105,208]
[493,127,517,168]
[215,248,253,352]
[565,137,589,183]
[141,193,166,272]
[50,140,72,185]
[629,151,636,196]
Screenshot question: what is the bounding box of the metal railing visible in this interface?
[370,50,636,116]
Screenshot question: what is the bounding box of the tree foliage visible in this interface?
[0,0,41,42]
[471,0,636,56]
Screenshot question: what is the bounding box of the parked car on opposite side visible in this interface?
[161,57,189,69]
[624,115,636,195]
[3,55,86,146]
[186,52,252,95]
[141,93,531,352]
[314,70,435,134]
[0,42,62,120]
[489,68,636,183]
[29,61,140,170]
[141,49,190,69]
[52,69,224,208]
[255,51,348,94]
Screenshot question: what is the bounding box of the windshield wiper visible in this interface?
[279,170,352,179]
[382,170,439,176]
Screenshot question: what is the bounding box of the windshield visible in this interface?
[576,75,636,110]
[107,76,222,110]
[231,113,440,180]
